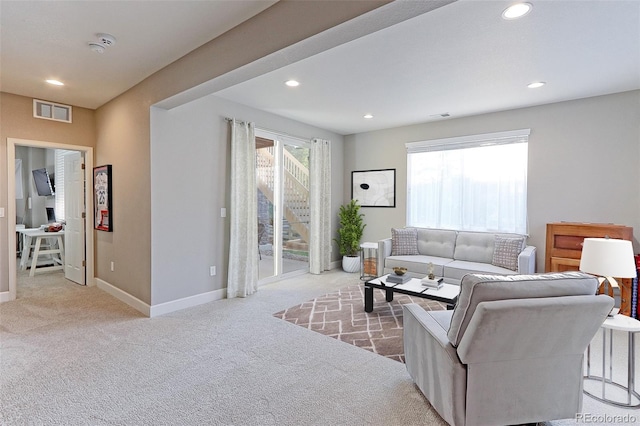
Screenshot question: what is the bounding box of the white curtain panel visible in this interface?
[227,119,259,298]
[309,138,331,274]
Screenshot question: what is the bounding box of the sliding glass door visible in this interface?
[256,130,310,282]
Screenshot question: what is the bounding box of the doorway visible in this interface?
[255,130,310,283]
[6,138,94,301]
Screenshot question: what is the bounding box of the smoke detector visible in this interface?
[97,33,116,47]
[88,42,105,54]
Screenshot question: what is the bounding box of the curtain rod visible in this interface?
[225,117,318,144]
[224,117,248,125]
[224,117,317,142]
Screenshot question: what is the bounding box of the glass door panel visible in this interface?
[281,144,310,274]
[256,139,276,281]
[256,132,310,282]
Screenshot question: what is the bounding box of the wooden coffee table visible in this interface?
[364,274,460,312]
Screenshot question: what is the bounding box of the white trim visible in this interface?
[96,278,227,318]
[96,278,150,316]
[149,288,227,317]
[0,291,12,303]
[405,129,530,153]
[6,138,95,303]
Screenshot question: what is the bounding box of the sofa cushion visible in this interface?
[447,272,599,347]
[417,228,457,258]
[385,255,452,276]
[392,228,419,255]
[443,260,515,283]
[453,232,496,263]
[491,236,525,271]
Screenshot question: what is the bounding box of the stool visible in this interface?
[584,314,640,408]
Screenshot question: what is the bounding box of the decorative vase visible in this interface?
[342,255,360,273]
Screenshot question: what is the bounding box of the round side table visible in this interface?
[584,314,640,408]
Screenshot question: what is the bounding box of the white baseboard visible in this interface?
[149,288,226,317]
[330,260,341,270]
[95,278,227,318]
[0,291,13,303]
[96,278,151,317]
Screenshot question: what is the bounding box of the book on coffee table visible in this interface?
[421,276,444,289]
[387,274,411,284]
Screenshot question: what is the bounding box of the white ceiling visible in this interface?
[0,0,277,109]
[1,1,639,136]
[216,0,640,135]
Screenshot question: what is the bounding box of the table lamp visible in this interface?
[579,237,637,314]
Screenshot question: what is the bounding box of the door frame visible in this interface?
[6,138,95,301]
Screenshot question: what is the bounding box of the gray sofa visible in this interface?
[403,272,613,425]
[377,228,536,284]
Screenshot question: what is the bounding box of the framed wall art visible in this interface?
[351,168,396,207]
[94,164,113,231]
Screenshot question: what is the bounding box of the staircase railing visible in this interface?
[256,147,310,243]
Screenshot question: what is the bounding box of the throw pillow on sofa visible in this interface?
[491,235,525,271]
[391,228,419,255]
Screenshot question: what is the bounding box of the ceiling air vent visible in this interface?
[33,99,72,123]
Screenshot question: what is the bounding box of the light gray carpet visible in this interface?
[1,269,637,425]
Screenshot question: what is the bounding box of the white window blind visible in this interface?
[54,149,73,221]
[406,129,529,234]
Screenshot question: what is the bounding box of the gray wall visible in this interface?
[344,90,640,271]
[150,95,344,306]
[15,146,54,228]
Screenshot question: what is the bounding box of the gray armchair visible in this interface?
[403,272,613,426]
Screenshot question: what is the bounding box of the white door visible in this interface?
[64,152,86,285]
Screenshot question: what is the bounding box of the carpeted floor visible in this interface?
[2,269,637,425]
[274,284,444,362]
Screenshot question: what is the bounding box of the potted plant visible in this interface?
[335,199,366,273]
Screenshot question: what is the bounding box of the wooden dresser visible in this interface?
[545,222,634,316]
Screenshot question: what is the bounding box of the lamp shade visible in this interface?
[579,238,637,278]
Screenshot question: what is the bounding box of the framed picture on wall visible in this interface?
[351,169,396,207]
[94,164,113,232]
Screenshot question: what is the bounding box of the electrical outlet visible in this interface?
[210,266,216,276]
[220,208,226,218]
[0,207,4,217]
[110,261,115,272]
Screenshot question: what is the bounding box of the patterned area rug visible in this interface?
[274,284,445,362]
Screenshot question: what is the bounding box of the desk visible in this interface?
[584,314,640,408]
[18,228,65,277]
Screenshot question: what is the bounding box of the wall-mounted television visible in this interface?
[32,168,54,196]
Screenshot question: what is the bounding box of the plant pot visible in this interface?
[342,255,360,273]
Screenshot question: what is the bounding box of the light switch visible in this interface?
[0,207,4,217]
[221,208,226,218]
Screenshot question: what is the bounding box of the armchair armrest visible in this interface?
[377,238,392,276]
[517,245,536,274]
[403,304,466,426]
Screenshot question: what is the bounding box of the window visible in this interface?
[406,129,529,234]
[33,99,72,123]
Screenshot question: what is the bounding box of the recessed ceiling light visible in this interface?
[285,80,300,87]
[502,3,532,20]
[364,114,373,119]
[527,81,546,89]
[46,79,64,86]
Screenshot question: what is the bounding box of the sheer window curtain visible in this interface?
[227,119,259,298]
[309,138,331,274]
[406,129,529,234]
